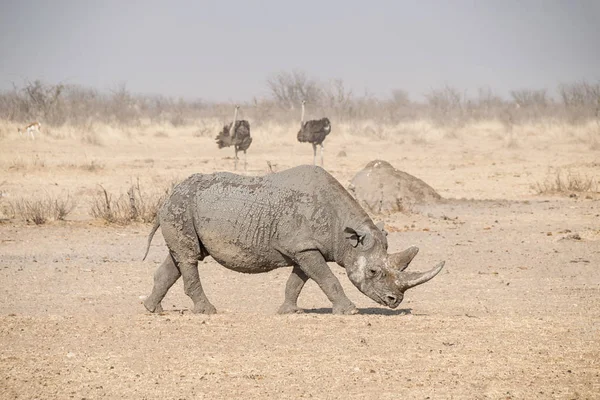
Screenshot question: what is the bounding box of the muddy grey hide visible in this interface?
[142,165,445,314]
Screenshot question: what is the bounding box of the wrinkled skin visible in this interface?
[143,165,445,315]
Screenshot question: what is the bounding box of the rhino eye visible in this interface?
[368,268,378,277]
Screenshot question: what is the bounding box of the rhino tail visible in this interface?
[142,218,161,261]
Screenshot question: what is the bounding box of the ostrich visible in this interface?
[297,100,331,166]
[215,105,252,171]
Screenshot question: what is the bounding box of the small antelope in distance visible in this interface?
[18,122,42,140]
[297,100,331,167]
[215,105,252,171]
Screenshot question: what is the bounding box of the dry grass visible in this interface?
[3,115,598,149]
[8,155,47,171]
[535,170,598,195]
[89,179,172,224]
[59,160,105,172]
[10,193,76,224]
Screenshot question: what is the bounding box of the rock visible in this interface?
[337,150,347,157]
[348,160,441,214]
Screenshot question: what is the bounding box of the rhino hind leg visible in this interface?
[178,259,217,314]
[277,265,309,314]
[144,253,181,313]
[294,250,358,315]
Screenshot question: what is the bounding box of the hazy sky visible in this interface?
[1,0,599,102]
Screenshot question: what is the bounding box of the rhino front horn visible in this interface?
[399,261,445,290]
[389,246,419,271]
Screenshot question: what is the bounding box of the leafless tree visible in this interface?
[267,70,322,110]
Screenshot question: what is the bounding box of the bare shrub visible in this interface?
[535,170,598,195]
[90,186,119,223]
[11,193,76,224]
[509,89,550,122]
[5,80,66,125]
[52,195,77,220]
[90,180,171,224]
[322,79,354,120]
[510,89,548,108]
[107,84,140,126]
[558,81,600,123]
[425,86,466,128]
[473,87,505,120]
[267,70,322,110]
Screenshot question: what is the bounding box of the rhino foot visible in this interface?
[144,300,163,314]
[332,302,359,315]
[192,302,217,315]
[277,303,305,314]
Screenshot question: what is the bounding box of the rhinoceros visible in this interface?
[142,165,445,315]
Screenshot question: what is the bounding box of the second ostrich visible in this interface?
[215,105,252,171]
[297,100,331,166]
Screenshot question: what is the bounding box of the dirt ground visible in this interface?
[1,122,599,399]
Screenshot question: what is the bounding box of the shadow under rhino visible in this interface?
[303,307,413,316]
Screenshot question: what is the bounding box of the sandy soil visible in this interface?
[1,122,599,399]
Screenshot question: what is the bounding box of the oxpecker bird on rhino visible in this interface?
[142,165,445,314]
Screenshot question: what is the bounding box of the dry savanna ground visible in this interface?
[0,118,599,399]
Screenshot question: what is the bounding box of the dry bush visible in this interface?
[267,70,322,110]
[10,193,76,225]
[425,85,468,129]
[558,81,600,123]
[535,170,598,195]
[90,180,172,224]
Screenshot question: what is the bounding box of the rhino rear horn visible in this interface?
[389,246,419,271]
[398,261,445,290]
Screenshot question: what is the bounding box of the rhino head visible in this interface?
[342,223,444,309]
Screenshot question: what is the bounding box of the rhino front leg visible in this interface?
[295,251,358,315]
[179,260,217,314]
[144,254,181,313]
[278,265,309,314]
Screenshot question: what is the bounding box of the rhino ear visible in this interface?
[375,222,388,236]
[344,227,366,248]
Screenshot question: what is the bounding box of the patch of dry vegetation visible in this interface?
[7,155,47,171]
[90,179,172,224]
[0,77,598,148]
[10,193,76,224]
[59,160,105,172]
[535,170,598,195]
